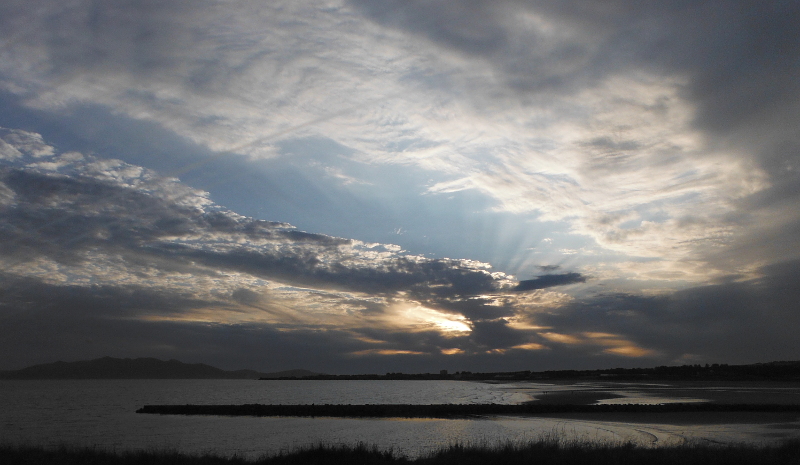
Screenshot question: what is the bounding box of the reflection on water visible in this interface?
[499,380,800,405]
[597,394,707,405]
[1,380,799,458]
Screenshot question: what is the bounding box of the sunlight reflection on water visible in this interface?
[1,380,798,458]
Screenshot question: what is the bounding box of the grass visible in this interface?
[2,439,800,465]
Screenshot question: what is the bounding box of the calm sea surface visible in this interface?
[2,380,799,458]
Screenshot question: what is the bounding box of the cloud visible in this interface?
[350,1,800,131]
[515,273,586,291]
[1,0,794,288]
[0,268,531,372]
[0,130,589,371]
[346,0,799,280]
[0,129,531,363]
[0,128,513,295]
[0,275,378,371]
[0,2,798,372]
[529,258,800,364]
[4,125,795,371]
[537,265,561,272]
[0,272,216,321]
[348,0,510,55]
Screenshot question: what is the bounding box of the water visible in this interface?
[1,380,799,458]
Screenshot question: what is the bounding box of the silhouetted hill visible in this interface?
[0,357,318,379]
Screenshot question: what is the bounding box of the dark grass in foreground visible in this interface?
[3,440,800,465]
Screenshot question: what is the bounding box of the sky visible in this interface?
[0,1,798,374]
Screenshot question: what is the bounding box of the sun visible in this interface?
[403,305,472,334]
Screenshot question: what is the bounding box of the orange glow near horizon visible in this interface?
[540,332,582,344]
[441,348,465,355]
[603,346,656,357]
[350,349,425,356]
[511,342,547,350]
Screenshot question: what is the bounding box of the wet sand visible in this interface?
[518,380,800,405]
[510,380,800,429]
[526,390,626,405]
[634,382,800,405]
[530,411,800,425]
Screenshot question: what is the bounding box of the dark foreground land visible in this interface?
[266,360,800,381]
[137,402,800,419]
[3,441,800,465]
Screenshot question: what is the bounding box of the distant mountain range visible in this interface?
[0,357,319,379]
[4,357,798,380]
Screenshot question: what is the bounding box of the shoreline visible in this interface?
[137,402,800,419]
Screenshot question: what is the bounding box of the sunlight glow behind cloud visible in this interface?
[403,305,473,335]
[0,1,798,372]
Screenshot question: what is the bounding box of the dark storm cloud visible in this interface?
[349,0,509,54]
[0,284,366,372]
[0,272,402,372]
[533,259,800,364]
[0,265,535,372]
[537,265,561,272]
[0,0,211,82]
[515,272,586,291]
[351,1,800,130]
[354,326,454,352]
[0,271,519,373]
[468,318,527,349]
[350,0,593,94]
[352,1,800,150]
[0,272,216,320]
